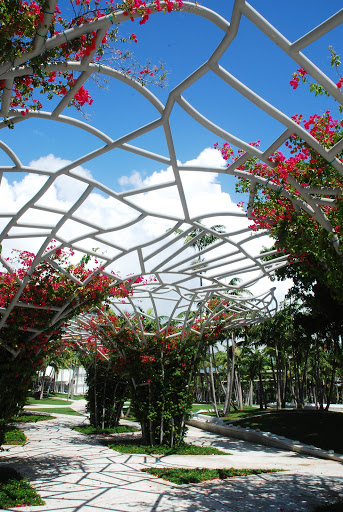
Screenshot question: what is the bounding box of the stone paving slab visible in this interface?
[1,412,342,512]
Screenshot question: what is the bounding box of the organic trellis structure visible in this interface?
[0,1,342,349]
[66,283,278,355]
[64,289,277,443]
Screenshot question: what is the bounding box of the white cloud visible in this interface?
[0,149,292,309]
[0,173,48,211]
[118,170,144,189]
[29,154,93,204]
[30,154,92,178]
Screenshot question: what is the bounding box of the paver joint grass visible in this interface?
[71,425,139,435]
[142,467,281,485]
[106,440,228,455]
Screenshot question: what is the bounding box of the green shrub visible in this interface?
[0,467,45,509]
[85,357,127,429]
[107,440,227,455]
[12,414,53,423]
[71,425,138,435]
[142,467,281,485]
[2,426,26,445]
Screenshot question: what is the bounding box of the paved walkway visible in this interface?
[1,402,343,512]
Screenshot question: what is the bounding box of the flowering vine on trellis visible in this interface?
[290,47,343,110]
[0,0,184,125]
[0,244,133,356]
[215,80,343,300]
[66,295,238,445]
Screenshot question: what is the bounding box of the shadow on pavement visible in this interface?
[145,472,343,512]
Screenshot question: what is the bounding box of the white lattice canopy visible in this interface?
[0,1,342,344]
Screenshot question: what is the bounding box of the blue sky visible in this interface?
[1,1,342,306]
[1,1,342,200]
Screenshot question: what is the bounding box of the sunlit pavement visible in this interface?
[2,405,343,512]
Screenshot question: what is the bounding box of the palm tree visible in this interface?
[175,220,226,416]
[175,220,225,287]
[175,221,257,416]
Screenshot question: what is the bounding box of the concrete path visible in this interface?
[1,406,343,512]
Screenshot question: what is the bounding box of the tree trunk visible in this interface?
[222,338,231,415]
[312,381,318,408]
[223,332,236,415]
[258,372,264,409]
[71,365,76,400]
[282,360,288,408]
[270,354,281,409]
[101,360,111,430]
[325,362,337,411]
[235,368,243,410]
[211,346,226,400]
[314,337,324,410]
[46,367,54,397]
[208,348,219,417]
[248,380,253,406]
[93,352,99,427]
[299,347,309,409]
[39,366,48,400]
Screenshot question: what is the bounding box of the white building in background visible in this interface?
[43,366,88,396]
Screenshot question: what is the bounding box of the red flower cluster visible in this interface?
[0,246,129,354]
[0,0,182,120]
[289,68,308,90]
[215,109,343,283]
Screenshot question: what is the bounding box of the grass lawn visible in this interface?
[192,404,272,422]
[191,403,223,413]
[202,406,271,422]
[142,467,280,485]
[122,406,268,427]
[106,440,228,455]
[26,407,83,416]
[26,396,73,405]
[71,425,139,435]
[12,414,54,423]
[0,467,45,509]
[121,414,138,422]
[220,407,272,422]
[230,410,343,454]
[53,393,85,400]
[3,426,27,445]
